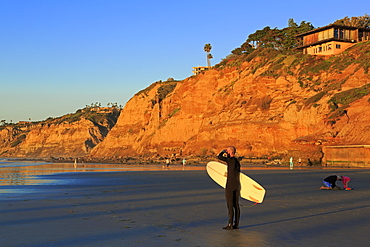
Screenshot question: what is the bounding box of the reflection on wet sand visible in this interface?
[0,161,206,186]
[0,160,347,187]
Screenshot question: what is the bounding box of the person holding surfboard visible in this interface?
[217,146,241,230]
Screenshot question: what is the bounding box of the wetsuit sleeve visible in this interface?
[324,176,338,188]
[217,150,228,162]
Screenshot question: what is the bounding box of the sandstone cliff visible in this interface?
[0,107,120,158]
[89,42,370,163]
[1,42,370,163]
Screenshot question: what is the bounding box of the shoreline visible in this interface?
[2,156,368,169]
[0,160,366,189]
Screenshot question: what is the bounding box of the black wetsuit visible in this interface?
[218,151,241,227]
[324,175,338,188]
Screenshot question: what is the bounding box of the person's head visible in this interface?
[337,175,342,181]
[226,146,236,157]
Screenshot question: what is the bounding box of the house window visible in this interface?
[364,31,370,41]
[336,44,341,49]
[339,29,344,39]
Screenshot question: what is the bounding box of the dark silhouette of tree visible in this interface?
[240,19,314,52]
[246,26,281,49]
[288,18,298,28]
[333,14,370,28]
[282,19,314,50]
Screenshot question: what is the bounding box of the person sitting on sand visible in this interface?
[319,175,342,190]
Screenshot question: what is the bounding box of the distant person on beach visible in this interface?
[166,158,170,167]
[341,175,351,190]
[289,157,294,170]
[218,146,241,230]
[319,175,346,190]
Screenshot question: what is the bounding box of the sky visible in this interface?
[0,0,368,123]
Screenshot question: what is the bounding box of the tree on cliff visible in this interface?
[231,42,254,55]
[204,43,213,67]
[246,26,279,49]
[282,19,314,50]
[245,19,314,51]
[231,18,314,55]
[332,14,370,28]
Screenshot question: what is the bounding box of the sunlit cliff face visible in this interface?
[2,45,370,162]
[90,46,370,161]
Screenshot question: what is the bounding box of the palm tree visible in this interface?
[204,43,212,67]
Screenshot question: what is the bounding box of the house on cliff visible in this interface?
[296,24,370,55]
[192,66,211,75]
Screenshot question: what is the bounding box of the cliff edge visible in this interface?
[89,43,370,163]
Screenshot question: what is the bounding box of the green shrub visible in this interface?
[304,91,326,107]
[328,84,370,106]
[168,108,181,117]
[11,134,26,147]
[156,81,178,103]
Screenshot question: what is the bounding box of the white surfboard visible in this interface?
[206,161,266,203]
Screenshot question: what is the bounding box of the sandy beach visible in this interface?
[1,166,370,247]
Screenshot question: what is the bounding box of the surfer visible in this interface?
[217,146,241,230]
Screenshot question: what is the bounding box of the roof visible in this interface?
[296,24,370,38]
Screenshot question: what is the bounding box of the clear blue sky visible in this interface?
[0,0,367,122]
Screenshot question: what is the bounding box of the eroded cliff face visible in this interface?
[2,44,369,161]
[5,119,102,157]
[90,44,370,162]
[0,108,120,158]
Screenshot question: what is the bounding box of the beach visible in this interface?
[0,163,370,247]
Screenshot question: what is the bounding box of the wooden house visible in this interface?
[296,24,370,55]
[192,66,211,75]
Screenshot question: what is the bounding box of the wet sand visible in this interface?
[1,168,370,247]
